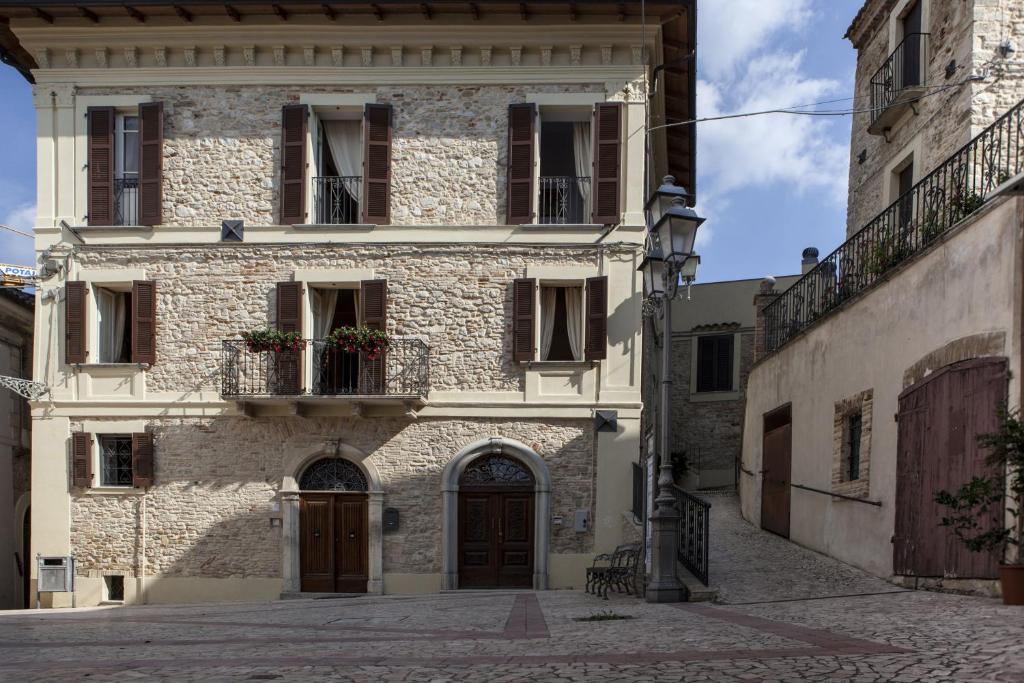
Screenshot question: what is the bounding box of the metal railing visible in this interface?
[115,176,138,226]
[673,486,710,586]
[313,176,361,225]
[870,33,929,124]
[632,462,645,523]
[764,96,1024,354]
[538,176,590,224]
[221,337,429,398]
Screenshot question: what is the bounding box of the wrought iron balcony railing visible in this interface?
[763,96,1024,355]
[538,176,590,225]
[221,337,429,399]
[870,33,929,126]
[115,176,139,226]
[313,176,361,225]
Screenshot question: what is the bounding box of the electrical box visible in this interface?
[37,556,74,593]
[574,510,590,533]
[384,507,399,531]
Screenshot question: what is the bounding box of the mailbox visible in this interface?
[37,556,75,593]
[383,507,399,531]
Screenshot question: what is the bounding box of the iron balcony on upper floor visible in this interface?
[220,336,429,416]
[869,33,930,135]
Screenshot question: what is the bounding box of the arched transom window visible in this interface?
[459,455,534,488]
[299,458,368,492]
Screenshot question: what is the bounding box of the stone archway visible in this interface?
[281,442,384,595]
[441,437,551,591]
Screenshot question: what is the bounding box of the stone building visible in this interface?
[742,0,1024,593]
[0,288,32,609]
[0,0,696,606]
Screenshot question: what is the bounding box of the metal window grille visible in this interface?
[100,436,133,487]
[313,176,362,224]
[538,176,590,225]
[114,176,139,226]
[847,413,863,482]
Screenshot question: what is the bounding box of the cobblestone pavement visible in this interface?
[0,497,1021,682]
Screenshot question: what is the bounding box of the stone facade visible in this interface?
[70,416,594,579]
[831,389,874,500]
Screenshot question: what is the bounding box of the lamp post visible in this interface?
[638,176,705,603]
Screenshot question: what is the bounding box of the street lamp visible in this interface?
[640,176,705,603]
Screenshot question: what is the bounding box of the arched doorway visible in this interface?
[441,437,552,591]
[458,454,535,588]
[298,458,369,593]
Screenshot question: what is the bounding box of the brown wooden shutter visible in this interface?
[362,104,393,225]
[65,281,87,364]
[132,432,154,488]
[87,107,115,226]
[512,278,536,362]
[592,102,623,225]
[506,103,536,225]
[132,280,157,365]
[275,281,303,394]
[585,276,608,361]
[138,101,164,226]
[360,279,388,393]
[280,104,308,225]
[72,432,92,488]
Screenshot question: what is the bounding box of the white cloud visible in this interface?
[0,203,36,267]
[695,0,849,213]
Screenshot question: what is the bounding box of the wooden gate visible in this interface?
[761,405,792,538]
[894,357,1007,578]
[299,493,369,593]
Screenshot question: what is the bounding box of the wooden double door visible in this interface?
[894,358,1006,579]
[458,490,534,588]
[300,493,369,593]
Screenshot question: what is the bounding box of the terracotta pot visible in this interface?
[999,564,1024,605]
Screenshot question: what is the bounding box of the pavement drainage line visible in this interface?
[718,590,914,606]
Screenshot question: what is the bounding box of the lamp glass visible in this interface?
[654,198,704,263]
[679,254,700,281]
[638,247,666,297]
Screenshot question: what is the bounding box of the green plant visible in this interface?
[864,231,911,277]
[934,409,1024,565]
[952,190,985,221]
[241,329,305,353]
[326,326,391,360]
[574,610,635,622]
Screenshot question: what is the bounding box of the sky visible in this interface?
[0,0,864,282]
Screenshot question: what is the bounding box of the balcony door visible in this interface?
[313,114,362,224]
[539,120,591,225]
[901,1,923,88]
[311,288,360,395]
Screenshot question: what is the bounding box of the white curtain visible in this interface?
[313,289,339,339]
[572,122,592,214]
[323,120,363,179]
[565,286,583,361]
[98,289,127,363]
[540,287,557,361]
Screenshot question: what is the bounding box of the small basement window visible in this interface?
[104,575,124,602]
[539,285,583,361]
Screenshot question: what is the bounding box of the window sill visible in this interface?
[518,223,604,231]
[523,360,595,369]
[292,223,377,231]
[86,487,145,496]
[71,225,153,231]
[689,390,740,403]
[72,363,149,371]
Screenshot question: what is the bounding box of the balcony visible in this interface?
[221,336,429,416]
[868,33,929,135]
[763,96,1024,354]
[538,176,590,225]
[313,176,361,225]
[115,176,138,226]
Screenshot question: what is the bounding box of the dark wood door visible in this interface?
[761,419,792,539]
[902,1,923,87]
[458,491,534,588]
[895,358,1006,579]
[300,493,368,593]
[22,506,29,609]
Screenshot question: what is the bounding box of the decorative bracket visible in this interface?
[0,375,49,401]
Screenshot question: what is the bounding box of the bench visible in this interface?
[585,542,641,599]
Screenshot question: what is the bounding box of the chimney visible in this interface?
[753,277,779,363]
[801,247,819,274]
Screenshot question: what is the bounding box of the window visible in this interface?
[311,287,360,394]
[695,335,734,393]
[832,390,872,497]
[312,111,362,224]
[894,155,915,226]
[539,285,583,361]
[99,435,133,487]
[538,118,591,224]
[115,113,139,226]
[96,287,133,364]
[845,412,863,482]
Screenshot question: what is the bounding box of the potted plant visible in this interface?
[934,410,1024,605]
[326,326,391,361]
[241,329,306,353]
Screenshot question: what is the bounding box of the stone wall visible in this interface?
[74,242,632,394]
[78,80,628,227]
[970,0,1024,136]
[69,416,594,579]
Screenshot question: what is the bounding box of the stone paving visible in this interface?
[0,496,1021,681]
